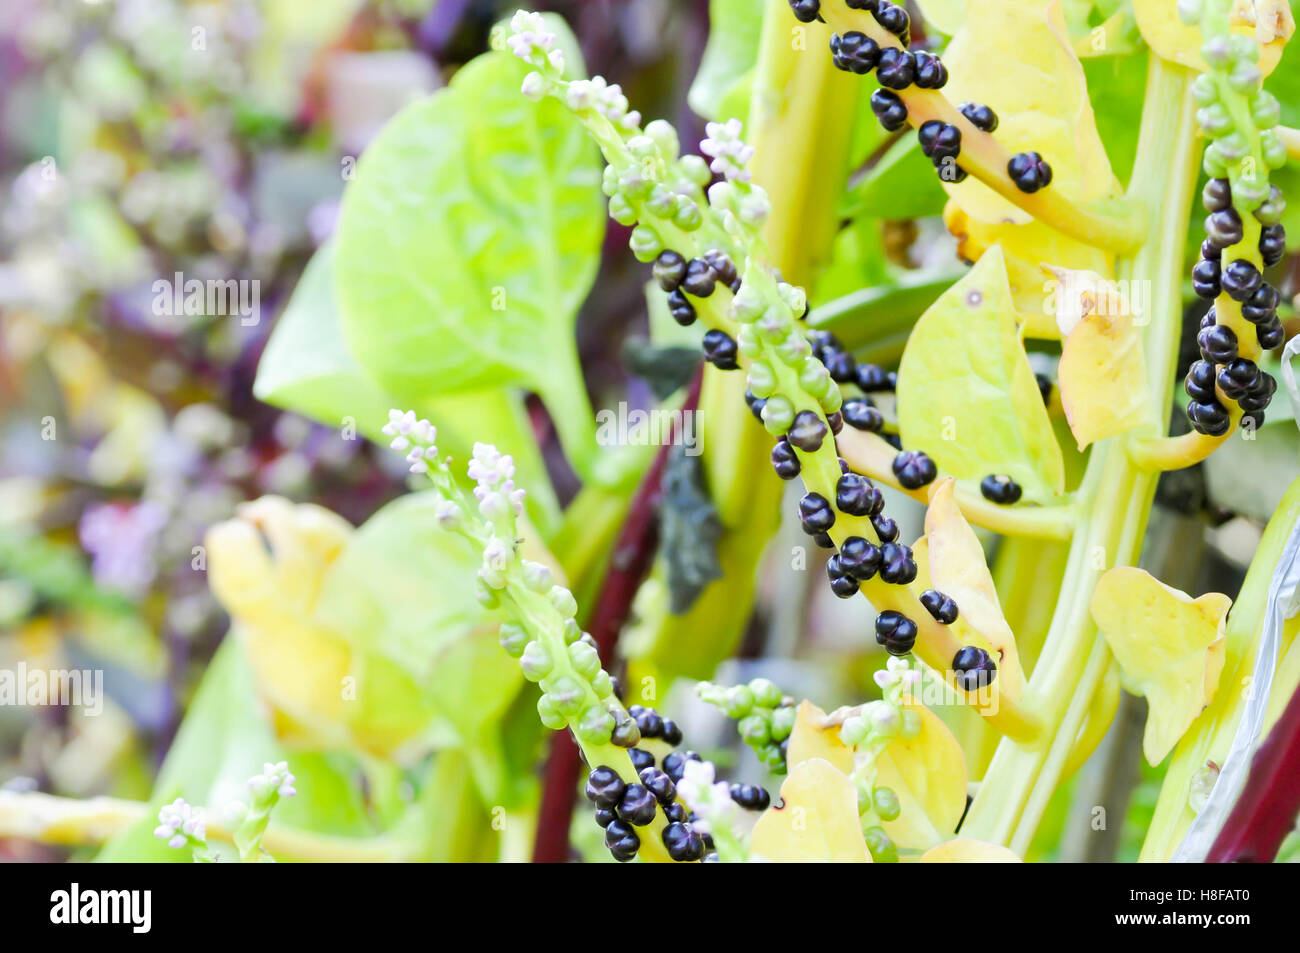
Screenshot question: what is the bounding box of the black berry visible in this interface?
[798,492,836,534]
[1260,224,1286,266]
[682,258,718,297]
[1184,360,1217,403]
[788,0,821,24]
[639,767,677,805]
[879,541,917,585]
[1202,177,1231,213]
[667,289,696,326]
[616,783,658,826]
[836,472,883,517]
[875,47,915,89]
[920,589,959,624]
[662,822,705,861]
[827,555,860,598]
[953,646,997,690]
[702,329,739,370]
[830,31,880,74]
[1242,283,1279,324]
[870,89,908,131]
[1007,152,1052,192]
[1187,399,1230,436]
[1220,260,1261,302]
[730,783,771,810]
[788,409,829,452]
[653,250,687,291]
[892,449,937,489]
[979,474,1022,504]
[842,398,884,432]
[1205,208,1243,248]
[912,51,947,89]
[1191,258,1220,299]
[873,1,910,43]
[872,513,899,543]
[585,766,626,808]
[959,101,998,132]
[876,610,918,655]
[605,819,640,861]
[839,536,882,580]
[771,438,801,480]
[1197,323,1238,363]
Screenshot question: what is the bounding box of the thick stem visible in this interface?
[962,56,1200,853]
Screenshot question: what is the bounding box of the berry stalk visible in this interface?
[813,0,1148,254]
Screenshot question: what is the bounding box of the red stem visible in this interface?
[531,370,704,863]
[1206,680,1300,862]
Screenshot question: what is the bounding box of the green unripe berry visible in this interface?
[1260,129,1288,169]
[840,715,870,747]
[575,704,615,745]
[1213,132,1248,161]
[537,693,566,731]
[868,700,900,737]
[724,685,756,718]
[748,360,777,399]
[499,622,528,658]
[628,135,658,160]
[900,709,922,739]
[568,641,601,680]
[520,640,553,682]
[562,619,582,644]
[769,705,796,742]
[798,356,832,398]
[546,675,587,715]
[644,119,680,160]
[756,307,789,342]
[748,678,783,709]
[1191,73,1218,107]
[646,184,675,217]
[864,826,898,863]
[1227,62,1262,94]
[630,224,663,262]
[679,154,711,186]
[873,786,902,822]
[761,395,795,435]
[1232,173,1269,208]
[1227,34,1258,66]
[759,743,786,771]
[1202,149,1228,179]
[590,669,614,698]
[1251,91,1281,129]
[476,581,501,609]
[737,323,762,359]
[620,169,653,199]
[738,714,771,744]
[737,190,772,227]
[548,585,579,619]
[707,181,736,213]
[1196,104,1231,136]
[674,201,703,231]
[732,282,765,322]
[774,330,812,367]
[608,193,637,226]
[522,560,554,594]
[819,386,843,415]
[777,282,806,316]
[602,165,620,197]
[1254,186,1286,226]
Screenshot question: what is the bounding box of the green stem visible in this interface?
[963,55,1199,853]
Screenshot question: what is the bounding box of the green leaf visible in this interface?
[1082,49,1148,188]
[660,445,724,614]
[688,0,766,122]
[839,136,949,222]
[334,45,605,477]
[254,242,395,439]
[313,491,500,687]
[897,247,1066,502]
[256,243,561,532]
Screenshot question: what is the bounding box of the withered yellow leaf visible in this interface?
[1090,567,1231,764]
[925,478,1026,700]
[786,700,854,774]
[1054,266,1148,450]
[877,700,969,849]
[750,758,870,863]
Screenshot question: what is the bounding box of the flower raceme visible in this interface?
[384,409,1024,862]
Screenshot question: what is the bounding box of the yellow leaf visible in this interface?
[896,246,1065,503]
[1133,0,1289,75]
[1090,567,1231,764]
[940,0,1120,226]
[787,700,967,851]
[925,478,1026,701]
[206,496,434,758]
[921,838,1023,862]
[786,700,855,774]
[1053,266,1149,449]
[750,758,870,862]
[877,700,969,849]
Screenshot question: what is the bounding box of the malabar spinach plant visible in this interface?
[7,0,1300,864]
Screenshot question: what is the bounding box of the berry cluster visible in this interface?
[1181,0,1290,436]
[809,1,1051,193]
[697,678,797,772]
[586,701,773,862]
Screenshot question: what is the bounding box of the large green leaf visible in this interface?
[897,247,1066,502]
[256,242,561,531]
[839,137,949,223]
[688,0,766,122]
[333,46,604,476]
